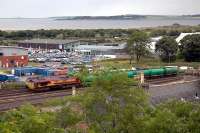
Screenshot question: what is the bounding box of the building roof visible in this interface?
[0,46,28,50]
[75,43,126,51]
[176,32,200,43]
[18,39,79,45]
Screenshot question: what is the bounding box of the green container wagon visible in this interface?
[83,75,96,86]
[128,71,137,78]
[150,68,165,76]
[143,69,152,77]
[164,67,178,75]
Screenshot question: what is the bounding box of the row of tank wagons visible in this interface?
[128,67,179,78]
[81,67,179,86]
[26,76,81,91]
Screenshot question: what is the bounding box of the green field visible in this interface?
[96,58,200,69]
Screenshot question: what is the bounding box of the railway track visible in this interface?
[146,76,184,85]
[0,88,29,97]
[0,88,75,112]
[0,75,197,112]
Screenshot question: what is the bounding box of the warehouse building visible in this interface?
[18,39,127,55]
[75,43,126,56]
[18,39,81,52]
[176,32,200,44]
[0,46,28,68]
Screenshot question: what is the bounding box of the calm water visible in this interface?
[0,18,200,30]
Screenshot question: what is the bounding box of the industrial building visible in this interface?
[0,46,28,68]
[18,39,127,56]
[150,32,200,53]
[75,43,126,56]
[176,32,200,44]
[18,39,81,52]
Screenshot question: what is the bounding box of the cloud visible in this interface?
[0,0,199,17]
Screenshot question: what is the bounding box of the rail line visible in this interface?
[0,89,30,97]
[0,89,76,112]
[0,75,198,112]
[146,76,184,85]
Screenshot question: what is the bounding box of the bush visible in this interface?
[180,34,200,62]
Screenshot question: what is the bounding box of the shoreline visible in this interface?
[0,18,199,31]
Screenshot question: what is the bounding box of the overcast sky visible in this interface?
[0,0,199,18]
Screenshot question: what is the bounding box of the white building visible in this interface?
[149,36,163,53]
[149,32,200,53]
[176,32,200,45]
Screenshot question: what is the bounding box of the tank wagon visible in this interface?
[128,67,178,78]
[26,76,81,91]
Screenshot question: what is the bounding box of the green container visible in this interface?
[151,68,165,76]
[165,67,178,75]
[83,75,96,86]
[128,71,137,78]
[84,75,95,83]
[143,69,152,77]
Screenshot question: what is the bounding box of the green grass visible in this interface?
[95,58,200,69]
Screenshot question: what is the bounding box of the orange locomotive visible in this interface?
[26,76,81,91]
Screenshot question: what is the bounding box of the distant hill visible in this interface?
[182,14,200,18]
[52,14,200,21]
[53,15,146,20]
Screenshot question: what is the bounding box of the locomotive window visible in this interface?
[10,60,15,64]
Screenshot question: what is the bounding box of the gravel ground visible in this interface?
[148,76,200,104]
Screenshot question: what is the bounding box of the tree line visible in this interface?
[0,24,200,40]
[127,31,200,63]
[0,29,134,40]
[0,72,199,133]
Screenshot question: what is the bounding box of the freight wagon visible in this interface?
[128,67,178,78]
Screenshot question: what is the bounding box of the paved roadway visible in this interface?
[148,76,200,104]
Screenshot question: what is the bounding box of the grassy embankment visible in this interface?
[28,58,199,69]
[96,58,200,69]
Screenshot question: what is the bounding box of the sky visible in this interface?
[0,0,199,18]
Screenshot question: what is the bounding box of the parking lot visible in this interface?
[28,49,93,65]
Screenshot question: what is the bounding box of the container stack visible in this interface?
[0,74,19,82]
[14,66,68,77]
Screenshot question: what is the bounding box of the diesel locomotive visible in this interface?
[26,76,81,91]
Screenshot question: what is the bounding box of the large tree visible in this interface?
[82,71,149,133]
[155,36,178,63]
[127,31,150,63]
[180,34,200,62]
